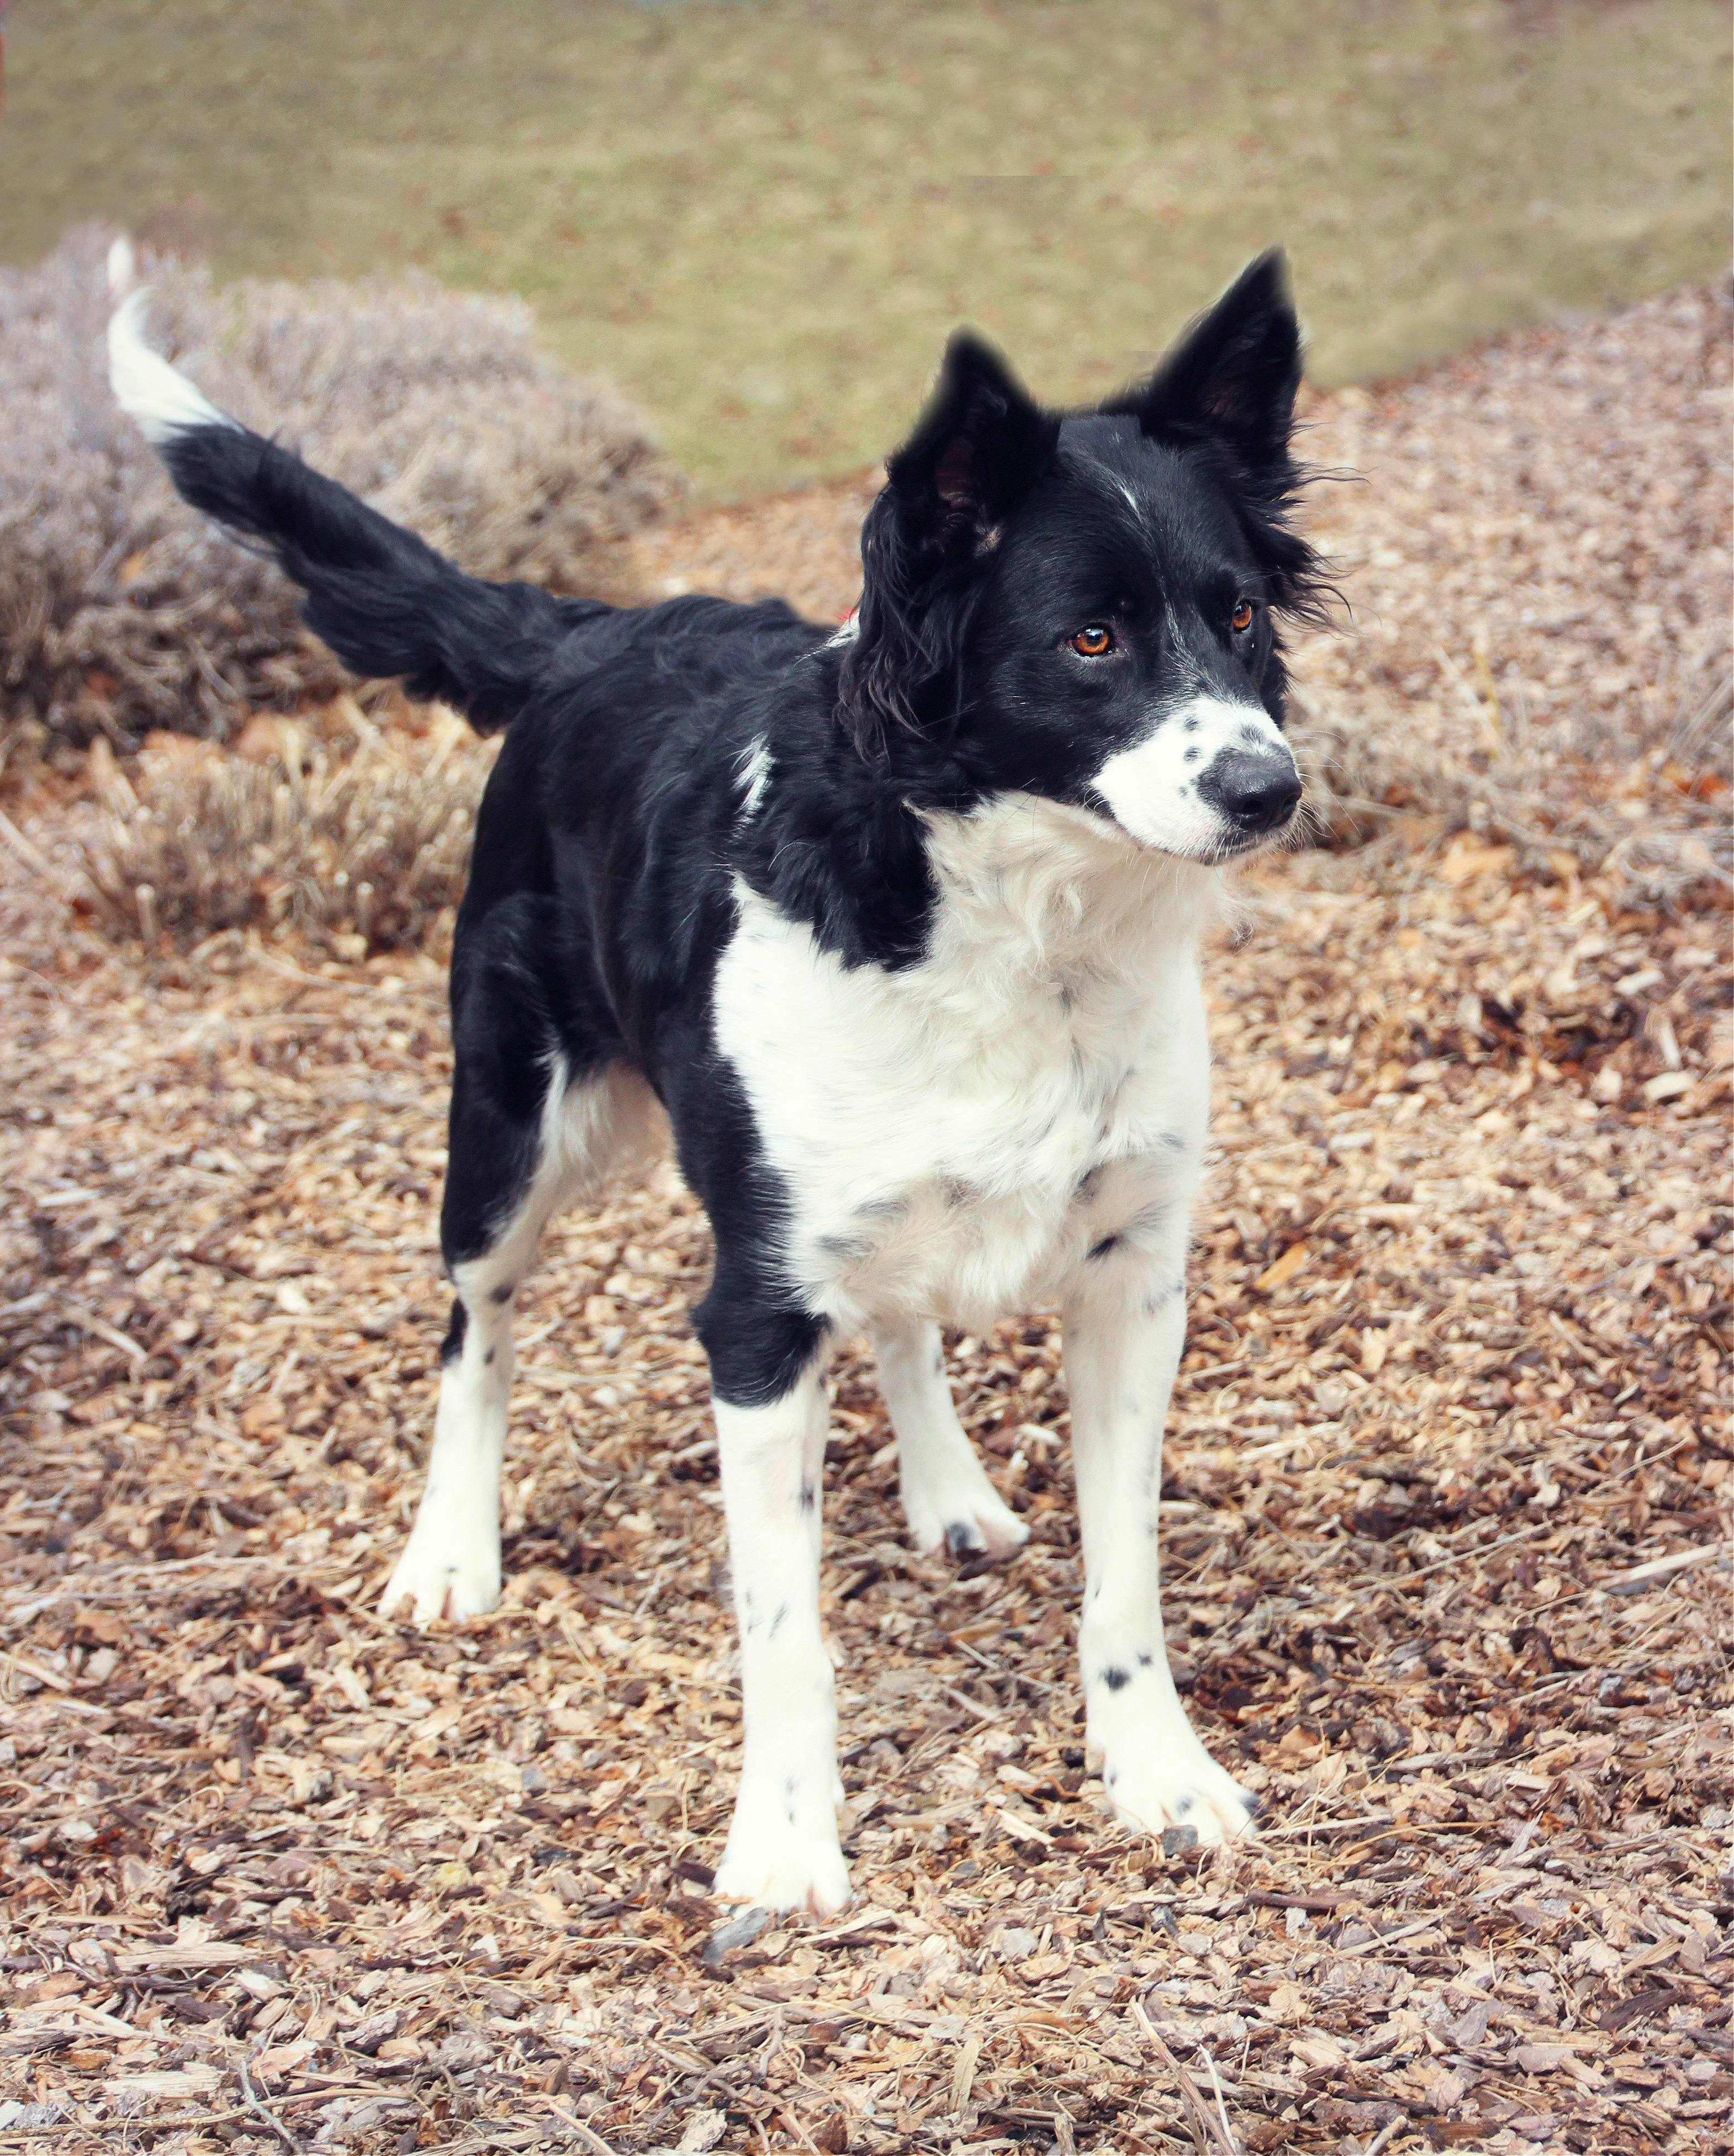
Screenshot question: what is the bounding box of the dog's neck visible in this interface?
[744,681,1225,977]
[919,792,1222,1000]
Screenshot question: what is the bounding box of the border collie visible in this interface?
[110,253,1325,1915]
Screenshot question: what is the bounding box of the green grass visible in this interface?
[4,1,1729,494]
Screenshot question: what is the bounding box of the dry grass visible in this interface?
[0,228,679,761]
[6,1,1730,493]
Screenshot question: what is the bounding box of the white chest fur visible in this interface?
[714,797,1222,1330]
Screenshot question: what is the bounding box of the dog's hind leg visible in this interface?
[383,1003,652,1622]
[871,1317,1028,1559]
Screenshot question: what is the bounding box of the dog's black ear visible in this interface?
[1107,250,1302,478]
[839,332,1058,749]
[1107,251,1328,626]
[884,331,1058,562]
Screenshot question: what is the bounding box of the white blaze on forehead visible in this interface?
[1089,695,1294,858]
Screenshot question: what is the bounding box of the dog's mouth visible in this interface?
[1203,807,1302,861]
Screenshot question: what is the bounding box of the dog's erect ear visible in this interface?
[885,332,1059,561]
[839,333,1057,749]
[1106,250,1302,478]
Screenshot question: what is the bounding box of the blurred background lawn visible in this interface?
[3,0,1729,495]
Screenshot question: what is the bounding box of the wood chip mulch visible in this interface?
[1,833,1728,2156]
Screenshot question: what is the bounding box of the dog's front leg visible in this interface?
[1063,1246,1256,1847]
[872,1317,1028,1559]
[710,1357,850,1916]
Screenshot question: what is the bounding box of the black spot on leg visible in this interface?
[1184,746,1199,762]
[1088,1233,1122,1262]
[769,1603,787,1638]
[1141,1274,1186,1319]
[932,1344,945,1376]
[945,1522,979,1556]
[1183,717,1199,732]
[484,1348,495,1367]
[490,1282,515,1306]
[1138,1652,1153,1667]
[1101,1666,1130,1692]
[1174,1793,1194,1819]
[440,1299,467,1367]
[800,1482,816,1513]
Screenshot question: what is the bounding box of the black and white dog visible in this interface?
[110,253,1324,1914]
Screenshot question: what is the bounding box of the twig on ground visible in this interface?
[1133,1999,1240,2156]
[1196,2048,1238,2156]
[235,2060,302,2153]
[531,2096,620,2156]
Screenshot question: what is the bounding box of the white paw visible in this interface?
[714,1779,851,1917]
[902,1459,1029,1560]
[380,1514,501,1623]
[1101,1741,1257,1850]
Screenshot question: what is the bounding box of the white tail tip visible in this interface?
[107,288,239,447]
[106,235,137,301]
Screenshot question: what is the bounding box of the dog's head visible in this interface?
[840,251,1329,861]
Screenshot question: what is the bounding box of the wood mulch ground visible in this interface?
[1,294,1731,2156]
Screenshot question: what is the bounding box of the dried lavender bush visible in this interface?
[78,706,494,955]
[0,226,680,759]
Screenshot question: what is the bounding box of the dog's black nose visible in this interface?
[1198,748,1302,833]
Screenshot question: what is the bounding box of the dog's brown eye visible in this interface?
[1230,599,1255,633]
[1070,624,1115,657]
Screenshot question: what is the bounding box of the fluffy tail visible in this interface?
[108,290,578,732]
